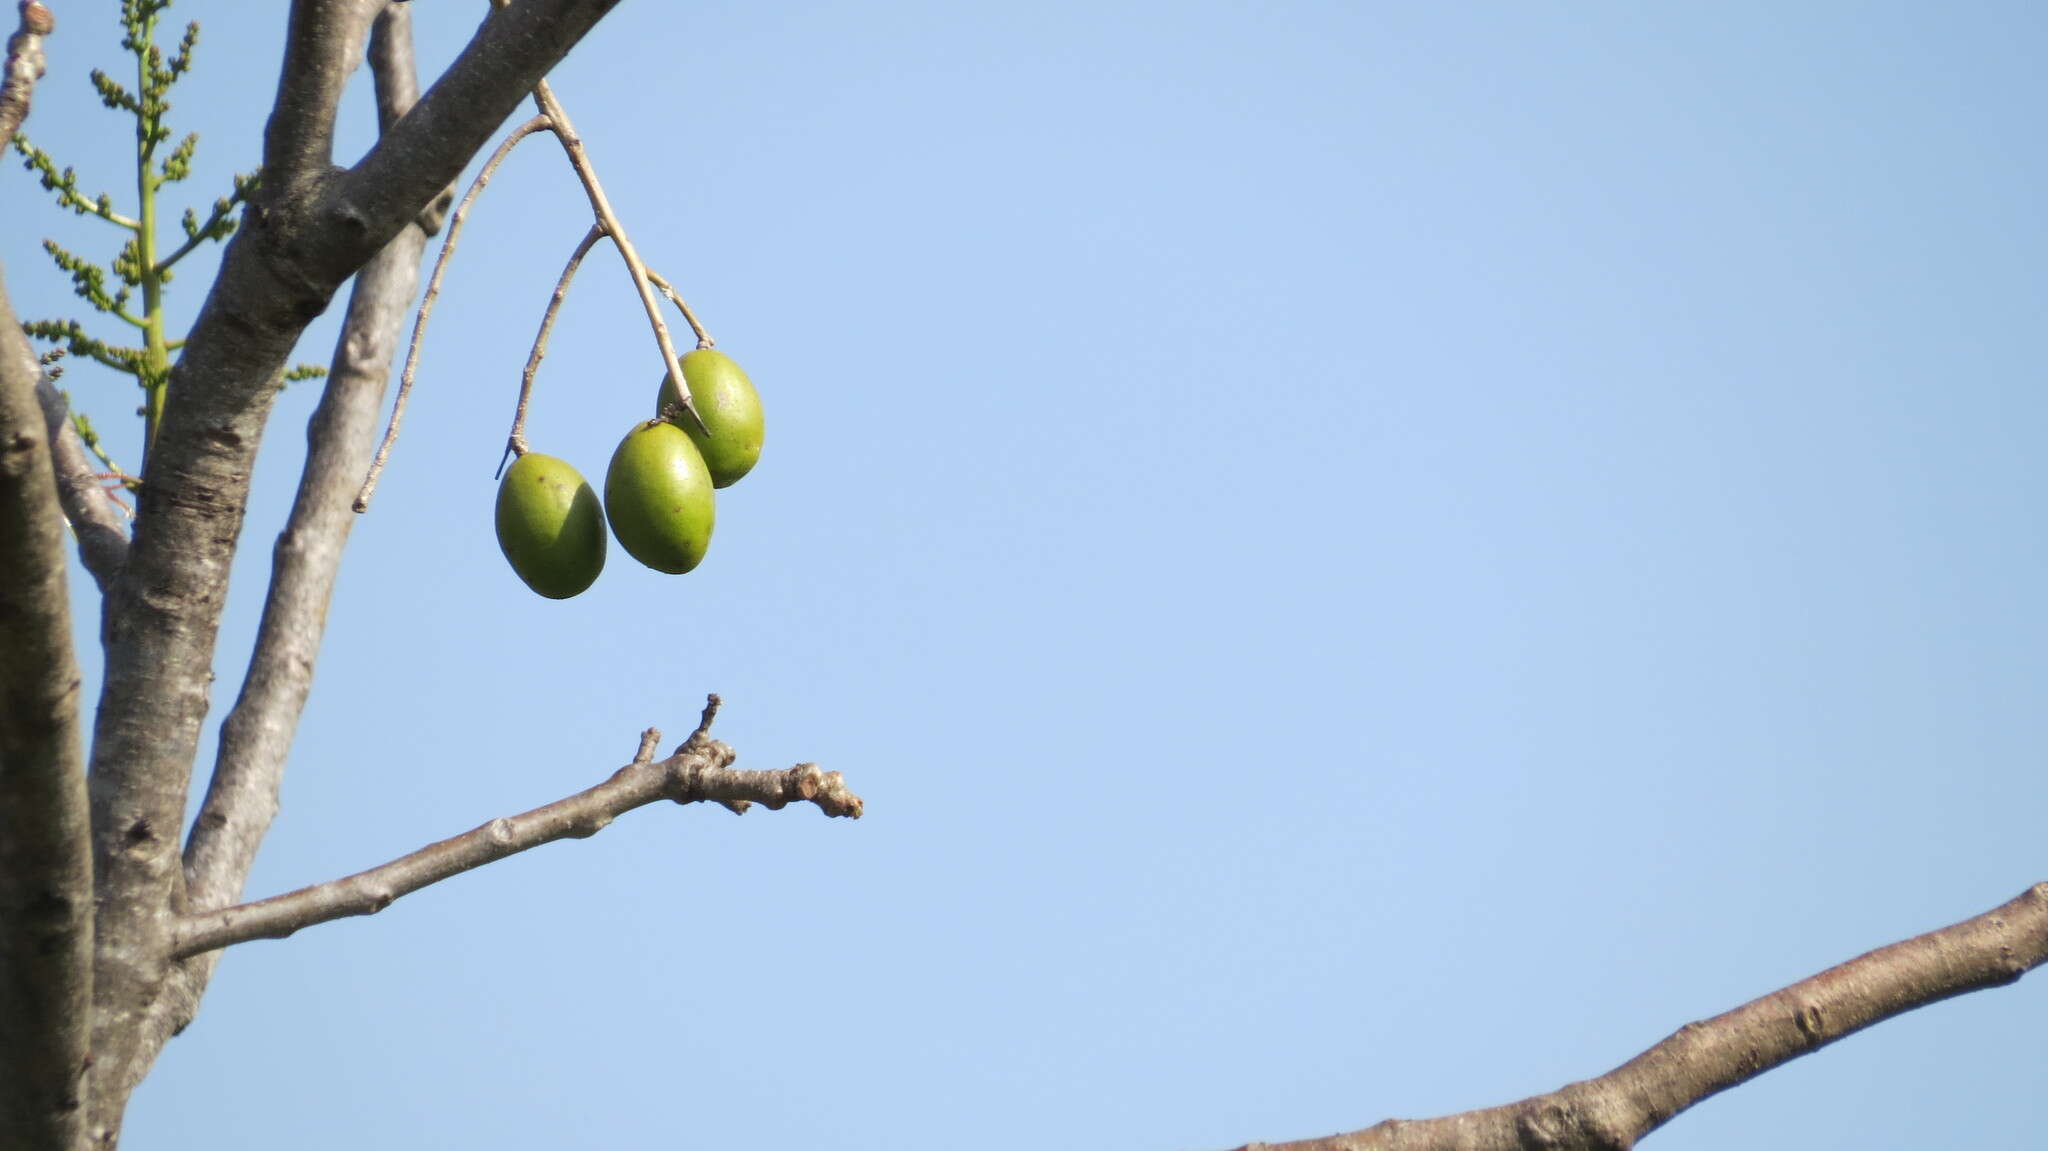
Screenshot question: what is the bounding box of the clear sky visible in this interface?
[6,2,2045,1148]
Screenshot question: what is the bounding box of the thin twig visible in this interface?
[170,698,861,958]
[499,222,603,477]
[683,692,723,751]
[633,728,661,765]
[528,79,706,435]
[644,268,714,349]
[354,114,552,513]
[680,693,747,814]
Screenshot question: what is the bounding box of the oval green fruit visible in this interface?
[604,419,716,574]
[656,347,764,488]
[495,452,605,599]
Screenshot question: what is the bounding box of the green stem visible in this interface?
[134,8,170,470]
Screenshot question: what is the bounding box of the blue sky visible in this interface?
[6,2,2045,1147]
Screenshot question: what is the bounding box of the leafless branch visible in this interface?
[503,222,603,464]
[1229,882,2048,1151]
[265,0,380,194]
[322,0,623,277]
[186,1,444,928]
[354,114,552,512]
[0,262,93,1151]
[0,0,53,155]
[32,370,129,591]
[172,700,862,959]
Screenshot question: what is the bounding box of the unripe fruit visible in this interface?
[656,347,764,488]
[495,452,605,599]
[604,419,715,573]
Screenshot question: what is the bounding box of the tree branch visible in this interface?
[1231,882,2048,1151]
[0,1,52,156]
[33,371,130,591]
[172,699,863,959]
[122,0,448,1105]
[263,0,379,194]
[0,263,94,1150]
[184,0,439,936]
[81,2,630,1131]
[316,0,623,284]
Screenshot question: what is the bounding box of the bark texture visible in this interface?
[0,7,92,1147]
[0,264,94,1151]
[143,1,443,1062]
[0,1,52,153]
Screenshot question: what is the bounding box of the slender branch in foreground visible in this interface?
[502,222,603,468]
[172,696,862,959]
[0,1,53,156]
[0,261,94,1151]
[1231,882,2048,1151]
[353,114,551,513]
[33,368,130,591]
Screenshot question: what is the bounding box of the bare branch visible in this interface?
[33,371,129,591]
[172,703,862,959]
[0,0,53,155]
[366,0,452,234]
[354,115,551,512]
[1230,882,2048,1151]
[0,262,94,1151]
[318,0,623,282]
[184,7,443,920]
[264,0,379,193]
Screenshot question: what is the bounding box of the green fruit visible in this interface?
[495,452,605,599]
[604,419,716,574]
[656,347,764,488]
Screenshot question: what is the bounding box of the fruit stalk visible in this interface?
[526,77,706,436]
[501,222,603,471]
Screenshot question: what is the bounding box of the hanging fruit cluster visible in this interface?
[495,347,764,598]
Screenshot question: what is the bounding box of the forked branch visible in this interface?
[1231,882,2048,1151]
[171,696,862,959]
